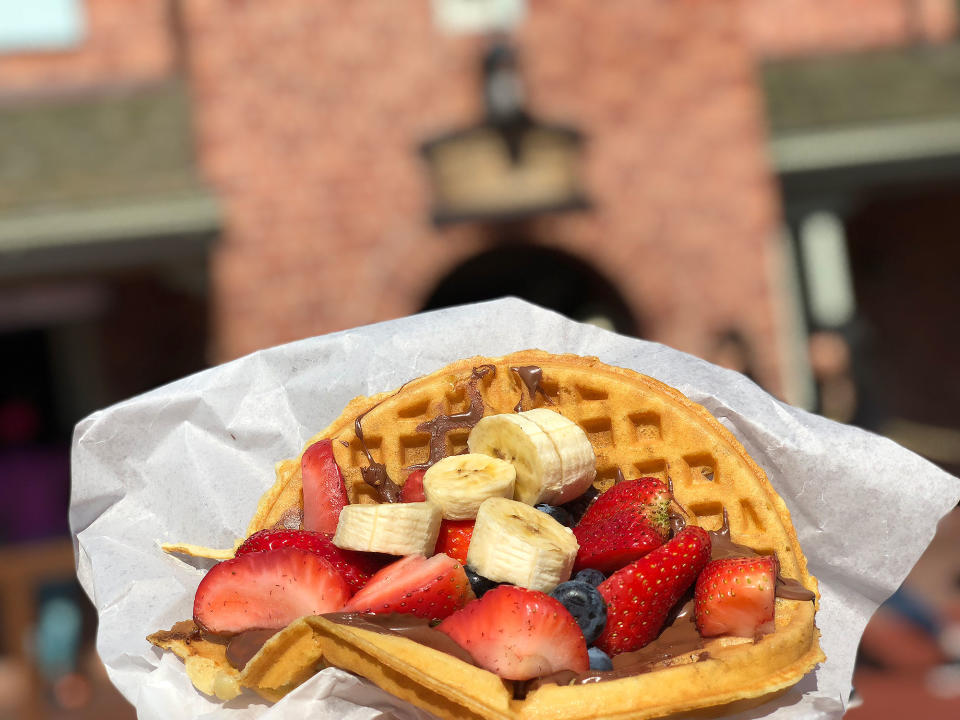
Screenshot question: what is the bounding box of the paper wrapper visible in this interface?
[70,298,960,719]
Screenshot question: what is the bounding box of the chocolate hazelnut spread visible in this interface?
[322,600,707,696]
[355,404,403,502]
[410,364,496,469]
[225,629,279,670]
[510,365,552,412]
[323,612,478,666]
[775,575,816,601]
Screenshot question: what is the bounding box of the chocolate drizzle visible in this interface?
[355,404,403,503]
[510,365,552,412]
[410,364,496,469]
[225,629,278,670]
[776,575,816,601]
[323,612,478,665]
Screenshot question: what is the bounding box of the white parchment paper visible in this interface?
[70,298,960,719]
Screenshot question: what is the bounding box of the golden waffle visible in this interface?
[154,350,823,718]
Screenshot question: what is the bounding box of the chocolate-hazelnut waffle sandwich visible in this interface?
[150,350,824,719]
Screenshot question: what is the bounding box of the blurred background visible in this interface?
[0,1,958,718]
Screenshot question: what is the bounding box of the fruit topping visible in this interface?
[695,555,777,638]
[344,553,473,620]
[333,501,442,556]
[549,580,607,645]
[578,477,671,533]
[573,568,607,587]
[437,585,589,681]
[301,439,349,534]
[518,408,597,503]
[464,566,499,598]
[193,547,351,634]
[468,409,595,506]
[573,477,672,574]
[423,454,516,519]
[595,526,711,655]
[434,519,475,565]
[535,503,573,527]
[561,485,599,525]
[587,646,613,671]
[236,529,387,593]
[399,468,427,503]
[466,497,578,593]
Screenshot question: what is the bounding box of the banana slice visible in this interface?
[519,408,596,505]
[333,502,441,555]
[423,453,516,520]
[466,497,579,593]
[467,413,563,505]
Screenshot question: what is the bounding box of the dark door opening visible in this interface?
[845,180,960,477]
[421,244,641,337]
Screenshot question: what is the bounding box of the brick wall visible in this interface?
[182,0,787,391]
[0,0,175,95]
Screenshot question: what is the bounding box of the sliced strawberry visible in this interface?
[236,528,388,593]
[301,439,349,535]
[434,519,474,565]
[577,477,671,533]
[695,555,777,638]
[595,525,711,655]
[400,468,427,503]
[573,477,672,574]
[574,511,667,574]
[343,553,474,620]
[437,585,589,681]
[193,547,350,634]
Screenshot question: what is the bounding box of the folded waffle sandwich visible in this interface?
[150,350,824,718]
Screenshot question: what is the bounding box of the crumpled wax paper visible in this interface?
[70,297,960,719]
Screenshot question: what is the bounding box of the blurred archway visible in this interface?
[421,244,640,337]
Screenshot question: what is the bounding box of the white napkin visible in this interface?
[70,297,960,719]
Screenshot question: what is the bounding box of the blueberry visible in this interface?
[549,580,607,645]
[588,646,613,671]
[534,503,573,527]
[464,566,498,598]
[574,568,606,587]
[561,486,599,525]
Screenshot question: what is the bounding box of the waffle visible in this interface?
[153,350,823,718]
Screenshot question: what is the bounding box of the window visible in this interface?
[432,0,525,34]
[0,0,85,53]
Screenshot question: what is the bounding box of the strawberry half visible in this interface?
[400,468,427,502]
[236,528,389,593]
[343,553,474,620]
[573,477,672,574]
[301,438,349,535]
[574,512,668,575]
[573,477,673,574]
[437,585,589,681]
[694,555,777,638]
[578,477,671,530]
[595,525,711,655]
[434,519,474,565]
[193,547,351,634]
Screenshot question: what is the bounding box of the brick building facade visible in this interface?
[1,0,957,407]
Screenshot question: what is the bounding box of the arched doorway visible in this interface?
[421,244,640,336]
